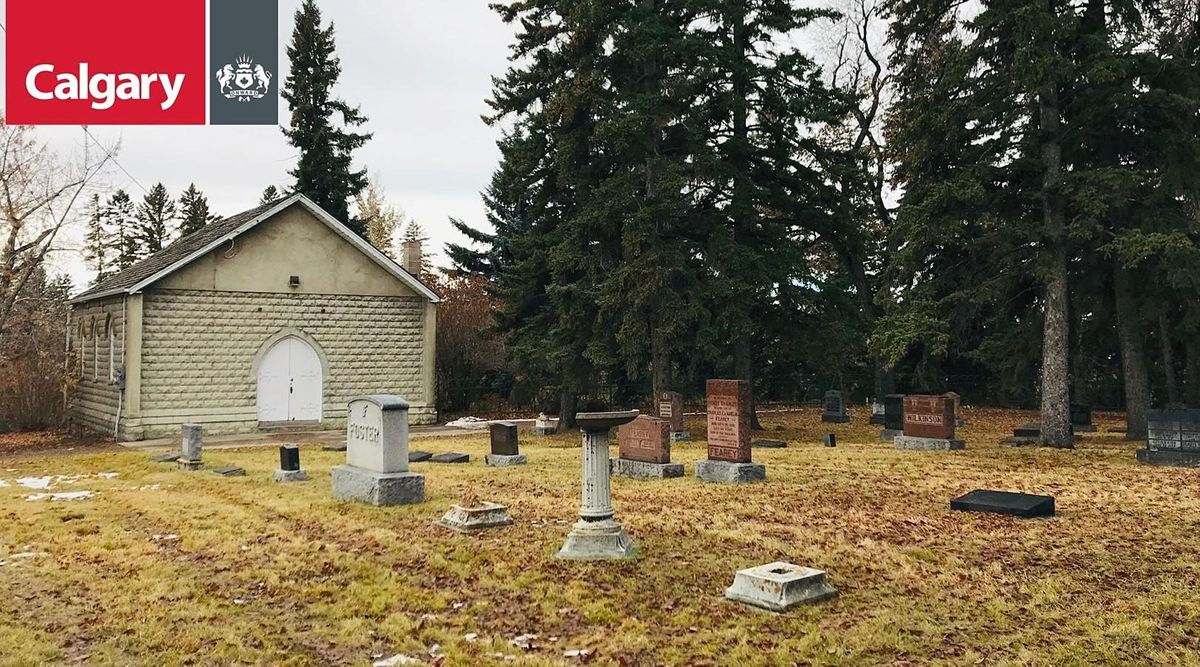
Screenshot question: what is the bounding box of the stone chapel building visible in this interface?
[68,194,439,441]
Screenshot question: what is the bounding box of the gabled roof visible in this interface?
[71,194,440,304]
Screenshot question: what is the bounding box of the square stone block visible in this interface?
[273,469,309,483]
[894,435,964,451]
[556,519,637,560]
[611,457,685,479]
[725,562,837,611]
[951,489,1054,517]
[436,502,513,532]
[485,453,528,467]
[695,459,766,484]
[332,465,424,506]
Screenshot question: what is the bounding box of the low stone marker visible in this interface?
[331,395,424,506]
[612,415,683,479]
[149,452,179,464]
[486,422,526,466]
[409,450,432,463]
[869,400,886,426]
[724,562,838,611]
[437,501,513,532]
[557,411,640,560]
[431,452,470,464]
[880,394,904,441]
[533,413,556,436]
[213,466,246,477]
[696,379,765,483]
[945,391,965,427]
[821,390,850,424]
[178,424,203,470]
[1137,409,1200,467]
[1071,404,1096,432]
[658,391,691,441]
[824,433,837,448]
[1007,423,1041,445]
[894,395,964,451]
[951,489,1055,518]
[321,442,348,452]
[752,439,787,449]
[274,444,308,482]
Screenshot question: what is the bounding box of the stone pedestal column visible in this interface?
[557,410,639,560]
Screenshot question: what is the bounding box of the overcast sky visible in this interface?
[1,0,516,290]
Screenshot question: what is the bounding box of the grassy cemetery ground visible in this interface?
[1,409,1198,666]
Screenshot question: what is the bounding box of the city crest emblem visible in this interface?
[216,55,272,102]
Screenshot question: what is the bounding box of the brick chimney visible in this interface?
[401,238,422,277]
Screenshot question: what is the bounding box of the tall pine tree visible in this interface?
[178,184,215,237]
[105,190,139,270]
[282,0,371,235]
[82,194,109,281]
[135,183,176,255]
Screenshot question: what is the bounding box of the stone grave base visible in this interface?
[149,453,179,464]
[177,459,203,471]
[332,465,424,506]
[724,562,837,612]
[274,469,308,483]
[1136,448,1200,468]
[879,429,902,442]
[670,431,692,442]
[431,452,470,464]
[533,425,556,436]
[611,457,684,480]
[1072,424,1097,433]
[821,414,850,424]
[485,453,528,467]
[752,439,788,449]
[869,415,887,426]
[437,502,513,532]
[894,435,964,451]
[556,518,637,560]
[695,460,766,484]
[1003,436,1041,446]
[951,489,1055,518]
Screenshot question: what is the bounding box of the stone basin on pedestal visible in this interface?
[556,410,640,560]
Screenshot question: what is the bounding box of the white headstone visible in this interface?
[346,395,410,474]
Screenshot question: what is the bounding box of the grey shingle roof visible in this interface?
[72,200,278,303]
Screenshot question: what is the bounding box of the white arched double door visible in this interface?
[257,336,323,423]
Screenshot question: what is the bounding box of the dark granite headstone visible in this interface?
[490,422,519,456]
[821,390,850,424]
[951,489,1055,518]
[883,394,904,431]
[408,450,433,463]
[903,395,955,439]
[823,433,836,448]
[618,415,671,463]
[1138,409,1200,467]
[706,379,751,463]
[213,466,246,477]
[279,445,301,472]
[430,452,470,464]
[1070,404,1096,432]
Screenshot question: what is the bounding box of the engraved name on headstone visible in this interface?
[706,379,751,463]
[618,415,671,464]
[902,395,955,440]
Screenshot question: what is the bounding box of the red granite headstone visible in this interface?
[657,391,684,433]
[706,379,751,463]
[618,415,671,464]
[903,395,955,439]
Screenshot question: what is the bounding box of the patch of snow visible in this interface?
[463,633,479,642]
[151,534,180,542]
[0,479,8,487]
[9,551,49,559]
[510,634,539,650]
[97,472,120,479]
[25,491,93,502]
[373,655,421,667]
[445,416,491,430]
[17,476,52,489]
[565,648,596,659]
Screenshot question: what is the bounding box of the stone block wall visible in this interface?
[69,296,127,438]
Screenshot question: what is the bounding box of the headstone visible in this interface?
[557,411,640,560]
[213,466,246,477]
[331,395,424,506]
[436,501,513,532]
[409,450,432,463]
[724,562,837,611]
[1137,409,1200,467]
[274,444,308,482]
[894,395,964,451]
[868,401,886,426]
[487,422,527,466]
[752,439,788,449]
[657,391,690,441]
[880,394,904,441]
[945,392,965,427]
[149,452,179,464]
[533,412,557,436]
[1071,404,1096,432]
[178,423,203,470]
[613,415,683,479]
[1006,423,1041,445]
[824,433,836,448]
[431,452,470,464]
[696,380,765,483]
[951,489,1055,518]
[821,390,850,424]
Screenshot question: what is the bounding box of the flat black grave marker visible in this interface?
[751,439,788,449]
[430,452,470,464]
[321,443,348,452]
[149,453,179,463]
[823,433,836,448]
[408,451,433,463]
[213,466,246,477]
[951,489,1054,518]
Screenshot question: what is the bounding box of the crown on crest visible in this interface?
[236,55,254,67]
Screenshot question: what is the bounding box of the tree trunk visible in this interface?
[1114,265,1150,440]
[556,391,578,433]
[1159,312,1180,406]
[1187,337,1200,406]
[650,324,671,409]
[1037,73,1072,448]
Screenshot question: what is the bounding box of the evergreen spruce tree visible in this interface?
[354,180,403,256]
[105,190,139,270]
[259,185,282,206]
[282,0,371,235]
[135,183,176,255]
[177,184,215,237]
[82,194,109,280]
